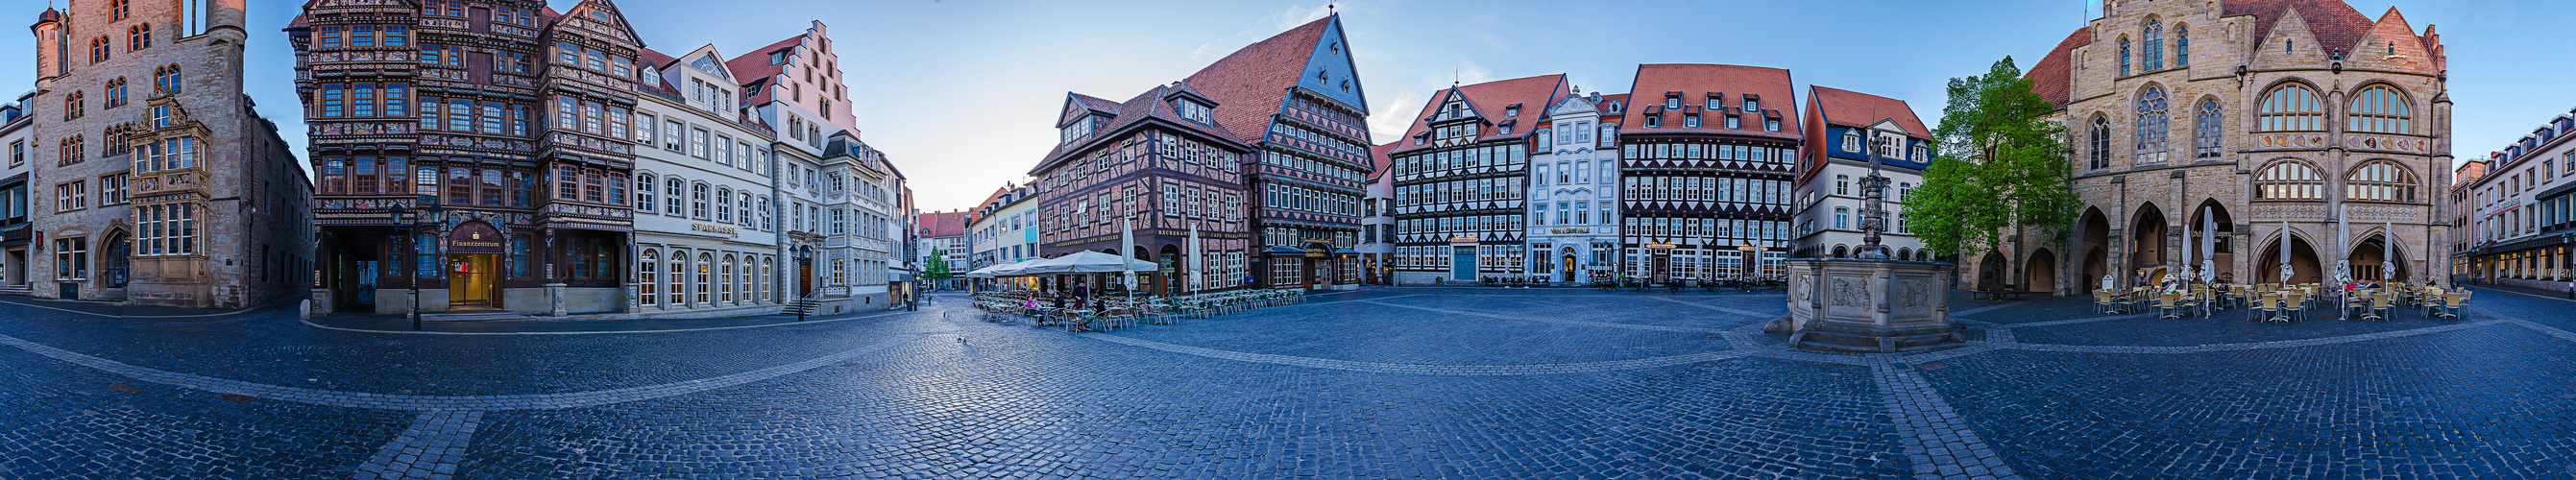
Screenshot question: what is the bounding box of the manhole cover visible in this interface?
[1915,363,1949,371]
[175,327,206,333]
[216,394,257,403]
[839,363,858,367]
[107,384,140,394]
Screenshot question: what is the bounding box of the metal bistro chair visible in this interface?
[2280,291,2310,323]
[2094,290,2126,315]
[2436,290,2470,321]
[2365,293,2394,322]
[2248,294,2277,323]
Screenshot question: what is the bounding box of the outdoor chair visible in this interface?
[2365,294,2393,322]
[2281,291,2309,322]
[2094,290,2124,315]
[2437,292,2467,320]
[2249,295,2278,323]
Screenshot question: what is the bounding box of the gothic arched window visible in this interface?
[2143,19,2165,71]
[2175,25,2191,66]
[2135,85,2170,163]
[2089,115,2111,170]
[2195,99,2223,158]
[2118,37,2132,76]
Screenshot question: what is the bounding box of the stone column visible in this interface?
[547,283,567,317]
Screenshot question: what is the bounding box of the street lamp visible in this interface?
[402,202,443,330]
[390,204,412,324]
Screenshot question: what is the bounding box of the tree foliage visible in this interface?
[1906,57,2082,257]
[923,248,954,280]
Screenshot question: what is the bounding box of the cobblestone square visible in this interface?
[0,287,2571,479]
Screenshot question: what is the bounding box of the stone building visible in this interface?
[628,44,782,318]
[2444,157,2486,283]
[964,182,1037,274]
[733,21,906,312]
[1793,86,1932,264]
[2004,0,2453,294]
[1386,74,1565,285]
[31,0,313,308]
[914,209,964,290]
[2456,109,2576,290]
[1615,64,1801,284]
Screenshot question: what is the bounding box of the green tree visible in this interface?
[923,248,954,281]
[1906,57,2081,257]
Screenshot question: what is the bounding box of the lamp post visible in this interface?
[390,204,413,325]
[409,202,443,330]
[793,245,813,322]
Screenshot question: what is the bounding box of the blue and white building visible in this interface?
[1525,90,1623,283]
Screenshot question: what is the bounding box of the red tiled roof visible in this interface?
[1367,141,1397,180]
[1807,85,1929,135]
[916,211,969,238]
[1031,82,1248,175]
[1596,93,1628,116]
[2024,28,2092,108]
[639,47,679,69]
[1179,15,1336,144]
[1616,64,1799,141]
[726,36,804,105]
[2227,0,2374,56]
[1388,74,1567,156]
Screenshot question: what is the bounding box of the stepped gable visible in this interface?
[724,36,802,105]
[1179,16,1336,144]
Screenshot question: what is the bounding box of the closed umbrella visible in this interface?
[2383,221,2395,281]
[1188,223,1203,294]
[1120,217,1138,290]
[2280,220,2295,283]
[2201,207,2216,282]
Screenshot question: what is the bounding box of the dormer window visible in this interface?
[1724,116,1739,130]
[1683,114,1700,129]
[1665,96,1681,109]
[1644,115,1661,129]
[1506,106,1519,117]
[1764,118,1781,132]
[1316,69,1328,84]
[1500,124,1514,135]
[1059,115,1094,145]
[1841,131,1862,153]
[1706,94,1721,110]
[1743,96,1760,113]
[1176,100,1212,124]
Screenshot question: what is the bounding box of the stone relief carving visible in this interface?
[1830,277,1871,308]
[2249,204,2327,221]
[1893,279,1930,311]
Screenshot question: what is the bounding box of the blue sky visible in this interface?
[2,0,2563,212]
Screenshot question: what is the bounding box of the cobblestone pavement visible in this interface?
[0,286,2571,478]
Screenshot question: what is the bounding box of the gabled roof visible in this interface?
[1389,74,1567,155]
[1367,141,1397,181]
[1618,64,1798,140]
[2227,0,2375,57]
[916,211,969,238]
[1179,15,1337,144]
[2023,28,2092,108]
[725,36,803,106]
[1807,85,1928,135]
[1031,82,1249,175]
[1596,93,1628,117]
[639,47,679,70]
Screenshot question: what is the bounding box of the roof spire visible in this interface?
[1327,3,1335,15]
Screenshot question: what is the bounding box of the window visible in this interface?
[2135,85,2169,163]
[109,0,130,20]
[385,84,408,117]
[2257,84,2323,132]
[2118,37,2132,76]
[128,23,151,51]
[90,36,110,63]
[2175,26,2190,66]
[2142,19,2164,71]
[1835,175,1850,196]
[134,204,194,255]
[416,167,438,196]
[2089,116,2111,169]
[692,182,710,219]
[154,65,181,94]
[1683,114,1700,129]
[1835,207,1850,229]
[1840,131,1861,153]
[639,251,659,306]
[635,174,657,212]
[2194,99,2223,158]
[55,238,86,280]
[2345,160,2418,203]
[2346,85,2412,134]
[54,180,85,212]
[665,178,685,215]
[99,174,127,205]
[695,253,714,303]
[2254,160,2325,200]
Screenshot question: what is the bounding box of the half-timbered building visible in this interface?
[1386,74,1565,285]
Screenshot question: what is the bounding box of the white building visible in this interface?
[0,96,32,290]
[629,45,782,318]
[1358,144,1394,285]
[965,183,1038,273]
[1793,86,1930,262]
[2462,108,2576,290]
[733,21,903,312]
[1526,90,1623,283]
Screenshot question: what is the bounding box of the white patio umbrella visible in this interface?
[966,258,1044,278]
[1187,223,1203,293]
[2383,221,2395,281]
[1120,217,1138,290]
[2180,210,2193,283]
[2279,219,2295,283]
[2200,207,2216,282]
[1017,251,1157,275]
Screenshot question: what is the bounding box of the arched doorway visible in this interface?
[2256,231,2324,285]
[1978,251,2007,286]
[2130,203,2168,272]
[2185,200,2236,282]
[1559,246,1578,282]
[2078,207,2112,293]
[2027,249,2057,294]
[2346,234,2409,282]
[101,230,131,290]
